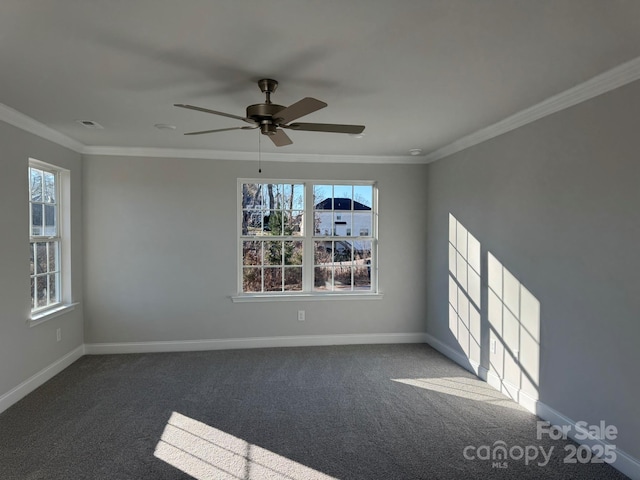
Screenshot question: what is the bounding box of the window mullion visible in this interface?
[303,184,314,292]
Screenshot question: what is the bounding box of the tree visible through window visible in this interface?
[239,181,376,294]
[241,183,304,292]
[29,164,61,311]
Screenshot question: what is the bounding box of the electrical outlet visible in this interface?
[56,328,61,342]
[297,310,305,321]
[490,339,496,354]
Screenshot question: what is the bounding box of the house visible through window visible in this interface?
[29,162,62,312]
[239,181,376,294]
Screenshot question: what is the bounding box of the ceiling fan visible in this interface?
[175,78,365,147]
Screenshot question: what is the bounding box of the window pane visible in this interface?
[30,168,43,202]
[354,185,373,209]
[36,242,47,274]
[333,212,352,236]
[242,183,263,209]
[354,266,371,289]
[242,184,264,235]
[243,210,265,236]
[31,204,43,235]
[284,267,302,291]
[284,210,303,236]
[354,240,372,263]
[265,211,282,235]
[334,266,353,290]
[264,267,282,292]
[282,184,304,210]
[49,273,59,304]
[242,241,262,266]
[264,241,282,266]
[333,185,352,203]
[333,241,352,263]
[266,184,284,209]
[36,276,48,307]
[284,241,302,265]
[314,267,332,290]
[43,171,56,203]
[48,241,58,272]
[314,241,332,265]
[314,211,332,236]
[333,197,352,211]
[243,267,262,292]
[30,243,35,275]
[313,185,332,209]
[44,204,56,236]
[353,212,372,237]
[30,276,35,309]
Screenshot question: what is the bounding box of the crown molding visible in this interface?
[4,55,640,165]
[81,145,425,164]
[425,55,640,163]
[0,103,84,153]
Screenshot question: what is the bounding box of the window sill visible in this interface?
[29,303,79,327]
[230,293,384,303]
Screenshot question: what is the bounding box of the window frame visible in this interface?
[28,158,75,324]
[235,179,380,301]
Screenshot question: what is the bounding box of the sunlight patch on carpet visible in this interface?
[392,376,526,411]
[154,411,338,480]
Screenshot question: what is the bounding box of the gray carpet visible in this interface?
[0,344,628,479]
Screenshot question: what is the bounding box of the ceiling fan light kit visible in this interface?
[175,79,365,147]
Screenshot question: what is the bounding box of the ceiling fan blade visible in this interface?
[275,97,327,124]
[174,104,254,123]
[286,123,365,134]
[184,125,257,135]
[269,129,293,147]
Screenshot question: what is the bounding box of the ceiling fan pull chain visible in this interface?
[258,130,262,174]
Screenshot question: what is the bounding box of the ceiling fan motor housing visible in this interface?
[246,103,286,135]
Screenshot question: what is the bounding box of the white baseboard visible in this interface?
[84,332,429,355]
[423,332,484,376]
[424,332,640,480]
[0,345,85,415]
[482,370,540,414]
[1,334,424,413]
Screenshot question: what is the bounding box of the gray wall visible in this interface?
[425,80,640,459]
[82,156,428,343]
[0,121,83,397]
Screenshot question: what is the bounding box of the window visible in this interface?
[29,161,68,317]
[239,181,377,296]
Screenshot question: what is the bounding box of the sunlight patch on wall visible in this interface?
[448,214,481,365]
[488,253,540,402]
[392,377,525,411]
[154,411,337,480]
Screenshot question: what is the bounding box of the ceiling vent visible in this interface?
[76,120,103,129]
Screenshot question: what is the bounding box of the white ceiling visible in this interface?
[2,0,640,161]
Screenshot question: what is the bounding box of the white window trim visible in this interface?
[230,293,383,303]
[235,179,379,300]
[28,158,75,326]
[29,303,79,327]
